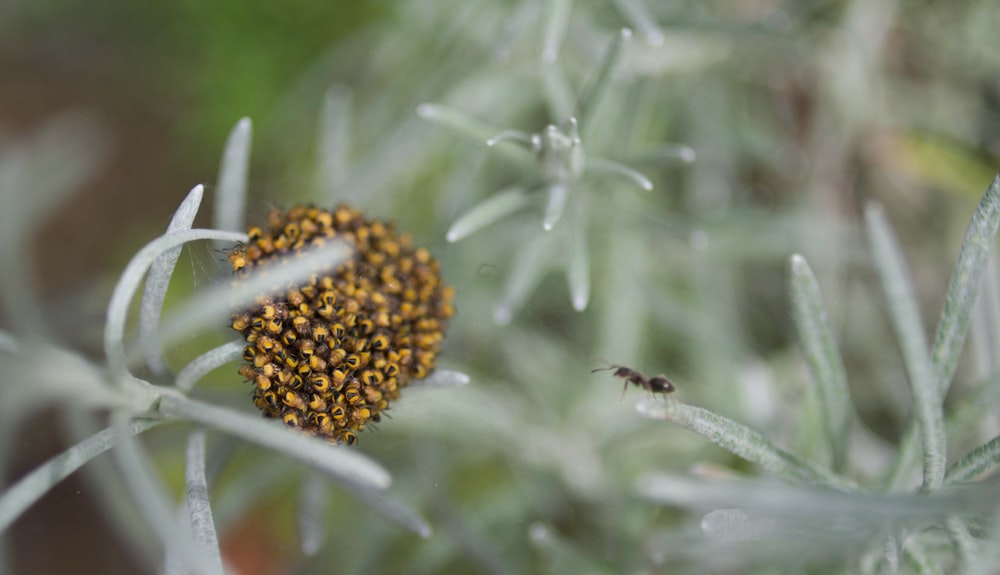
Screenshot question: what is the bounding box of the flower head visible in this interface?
[230,204,455,444]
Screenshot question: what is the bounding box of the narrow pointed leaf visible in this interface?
[565,205,590,311]
[932,174,1000,395]
[214,117,252,233]
[969,255,1000,379]
[543,184,568,230]
[866,204,945,492]
[316,86,352,204]
[299,471,329,556]
[494,232,556,325]
[631,144,697,166]
[700,509,770,541]
[787,254,851,472]
[185,430,223,571]
[175,340,244,392]
[541,62,576,123]
[611,0,664,45]
[111,413,219,575]
[945,435,1000,484]
[412,369,470,387]
[540,0,572,62]
[340,479,432,538]
[637,399,857,491]
[578,28,631,126]
[157,394,390,489]
[417,103,534,166]
[886,370,1000,490]
[416,103,501,144]
[105,229,248,380]
[0,418,161,533]
[888,175,1000,490]
[635,473,987,519]
[586,157,653,190]
[140,185,204,377]
[447,187,529,242]
[945,371,1000,442]
[485,130,535,148]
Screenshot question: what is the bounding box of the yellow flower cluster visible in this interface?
[230,205,454,445]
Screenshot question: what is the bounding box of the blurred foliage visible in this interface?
[4,0,385,167]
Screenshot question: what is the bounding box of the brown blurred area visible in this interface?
[1,54,194,296]
[0,3,381,572]
[0,14,209,342]
[1,28,202,575]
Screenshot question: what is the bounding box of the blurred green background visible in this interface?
[4,0,1000,573]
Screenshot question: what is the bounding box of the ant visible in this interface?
[592,364,675,397]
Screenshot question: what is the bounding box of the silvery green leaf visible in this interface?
[486,130,535,148]
[418,104,534,168]
[932,174,1000,395]
[636,473,989,520]
[316,86,352,204]
[417,103,501,144]
[446,187,529,242]
[139,184,204,377]
[540,0,572,63]
[969,254,1000,380]
[565,203,590,311]
[788,254,852,472]
[156,394,391,490]
[541,62,575,122]
[111,413,220,575]
[412,369,471,387]
[700,509,772,541]
[0,418,161,533]
[611,0,664,45]
[578,28,631,127]
[213,117,252,234]
[866,204,944,492]
[639,474,1000,572]
[586,157,653,191]
[637,399,856,490]
[945,435,1000,484]
[494,232,558,325]
[184,429,223,571]
[298,471,329,556]
[1,344,133,419]
[104,228,248,380]
[543,183,569,231]
[630,143,697,166]
[339,479,432,538]
[175,340,244,392]
[890,175,1000,490]
[493,0,542,61]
